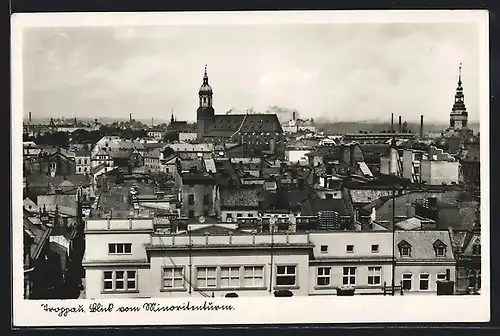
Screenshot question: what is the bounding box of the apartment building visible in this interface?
[82,218,457,299]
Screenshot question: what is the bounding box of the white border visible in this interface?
[11,10,490,327]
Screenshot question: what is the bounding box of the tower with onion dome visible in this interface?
[196,65,216,141]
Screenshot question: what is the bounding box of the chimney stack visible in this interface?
[129,113,132,122]
[420,115,424,138]
[29,112,32,124]
[390,113,394,133]
[398,116,402,133]
[292,111,296,121]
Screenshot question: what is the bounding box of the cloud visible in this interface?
[21,23,481,123]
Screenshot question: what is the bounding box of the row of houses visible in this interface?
[82,217,481,299]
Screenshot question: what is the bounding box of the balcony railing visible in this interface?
[149,232,310,247]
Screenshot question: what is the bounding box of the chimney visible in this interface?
[292,111,296,121]
[390,113,394,133]
[129,113,132,122]
[420,115,424,138]
[389,147,398,176]
[398,116,402,133]
[29,112,32,124]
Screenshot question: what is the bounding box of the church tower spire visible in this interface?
[199,64,213,108]
[196,65,215,142]
[450,63,468,130]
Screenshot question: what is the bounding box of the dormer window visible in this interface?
[397,240,412,258]
[432,239,447,258]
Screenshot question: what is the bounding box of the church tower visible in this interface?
[196,65,215,141]
[450,63,468,130]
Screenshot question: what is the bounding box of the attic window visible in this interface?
[433,239,447,257]
[398,240,412,258]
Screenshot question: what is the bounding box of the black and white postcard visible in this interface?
[11,10,490,326]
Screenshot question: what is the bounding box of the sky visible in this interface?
[22,23,481,123]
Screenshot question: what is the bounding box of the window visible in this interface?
[163,267,184,289]
[402,273,413,290]
[196,267,217,288]
[325,193,333,199]
[220,267,240,288]
[320,245,328,253]
[401,246,411,257]
[236,213,242,218]
[419,273,430,290]
[346,245,354,253]
[371,245,379,253]
[437,273,447,282]
[342,267,356,286]
[108,243,132,255]
[226,213,233,223]
[188,194,195,205]
[368,267,382,285]
[243,266,264,287]
[102,270,137,292]
[317,267,331,286]
[436,247,446,257]
[247,213,254,217]
[276,265,297,286]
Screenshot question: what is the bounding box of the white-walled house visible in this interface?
[82,217,457,299]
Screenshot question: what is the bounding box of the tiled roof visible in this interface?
[438,202,477,230]
[220,187,259,207]
[180,159,204,172]
[25,174,90,188]
[167,143,214,152]
[395,230,455,261]
[359,196,392,214]
[450,230,468,252]
[301,197,351,216]
[143,148,162,159]
[359,144,391,162]
[108,149,133,159]
[206,114,283,137]
[143,142,166,149]
[74,150,91,157]
[23,216,52,261]
[306,146,341,158]
[349,189,393,204]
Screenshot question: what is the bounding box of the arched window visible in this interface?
[203,97,207,104]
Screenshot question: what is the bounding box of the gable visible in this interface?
[397,239,412,248]
[432,239,447,248]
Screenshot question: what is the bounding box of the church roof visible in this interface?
[205,114,283,138]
